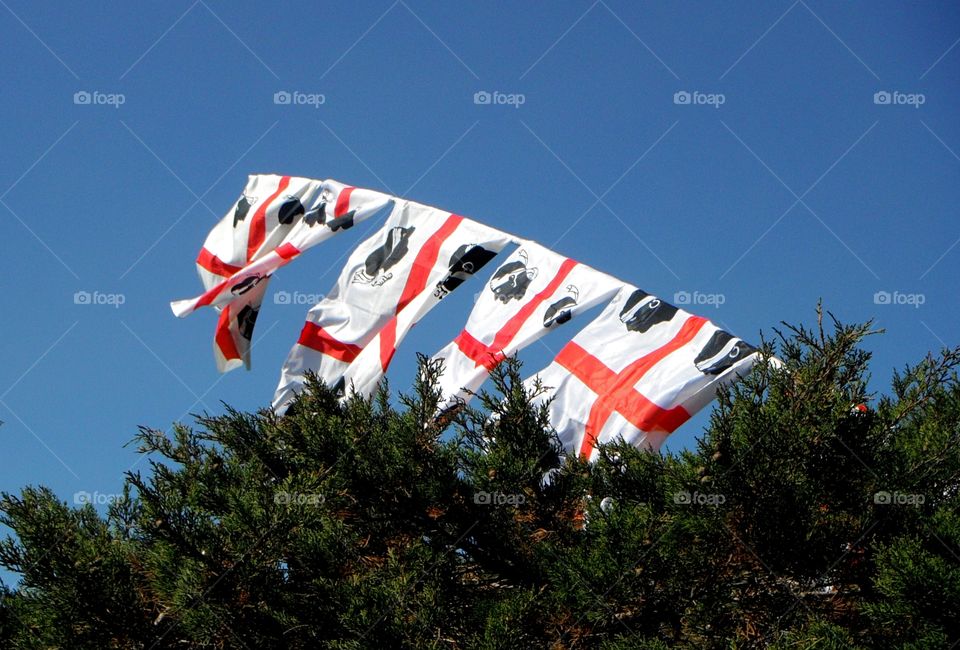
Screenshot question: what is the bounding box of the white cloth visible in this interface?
[172,179,392,319]
[174,175,392,372]
[339,223,512,399]
[430,241,621,412]
[273,200,511,412]
[193,174,323,371]
[525,285,759,459]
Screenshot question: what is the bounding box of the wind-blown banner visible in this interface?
[173,176,392,371]
[339,235,511,399]
[194,174,323,371]
[429,241,621,414]
[272,200,512,413]
[524,285,759,459]
[173,173,766,459]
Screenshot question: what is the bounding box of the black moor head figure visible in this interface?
[489,250,538,304]
[435,244,497,299]
[619,289,678,333]
[693,330,757,375]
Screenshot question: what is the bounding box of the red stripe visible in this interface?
[452,258,578,371]
[378,215,464,371]
[199,244,299,310]
[378,316,401,372]
[605,316,707,397]
[554,315,706,458]
[334,186,355,217]
[398,215,463,313]
[197,248,242,277]
[377,323,397,373]
[298,322,362,363]
[454,329,505,371]
[491,258,577,352]
[214,305,241,361]
[246,175,291,262]
[195,278,228,309]
[275,242,301,260]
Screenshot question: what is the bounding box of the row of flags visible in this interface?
[171,175,762,459]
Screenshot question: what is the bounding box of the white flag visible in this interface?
[172,179,392,320]
[339,222,512,399]
[430,242,620,413]
[194,174,324,371]
[273,201,511,412]
[525,285,759,459]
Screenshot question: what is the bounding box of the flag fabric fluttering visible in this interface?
[524,285,760,459]
[195,175,321,290]
[174,176,392,371]
[429,241,621,413]
[339,228,512,399]
[174,173,768,460]
[194,174,324,371]
[173,179,392,319]
[212,278,270,371]
[272,200,512,413]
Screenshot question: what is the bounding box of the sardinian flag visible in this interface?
[430,242,620,413]
[273,201,511,412]
[176,176,392,372]
[172,179,392,319]
[194,174,323,372]
[339,225,512,399]
[525,285,760,459]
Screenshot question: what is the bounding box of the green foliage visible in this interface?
[1,308,958,648]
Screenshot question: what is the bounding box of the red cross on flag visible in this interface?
[525,285,760,459]
[174,176,393,372]
[272,201,511,413]
[429,242,621,413]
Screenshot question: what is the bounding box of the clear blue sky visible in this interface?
[1,1,958,585]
